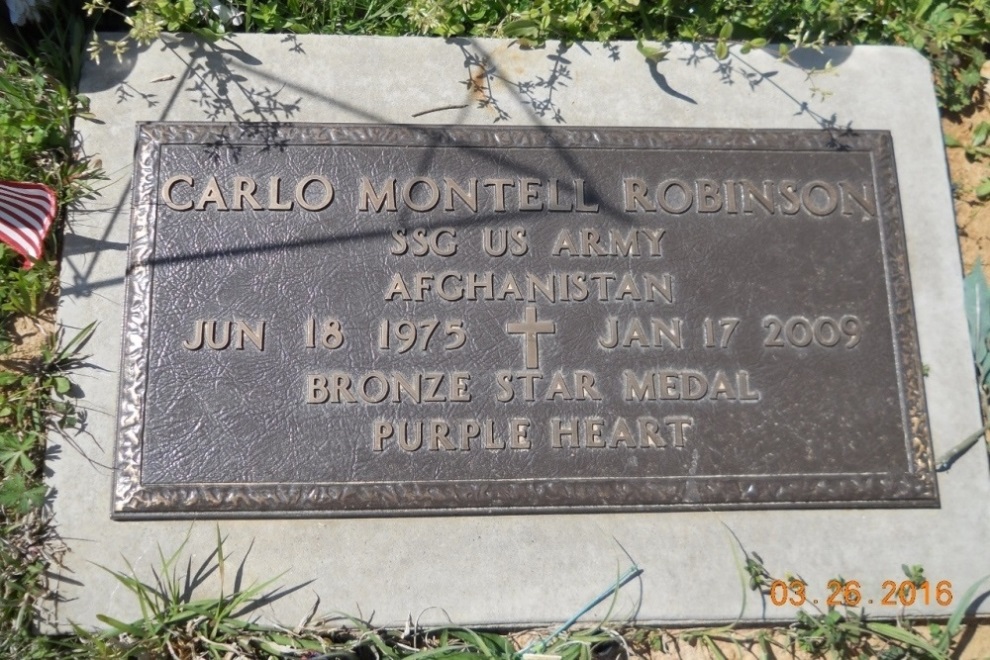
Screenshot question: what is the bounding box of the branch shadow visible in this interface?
[451,38,573,123]
[678,42,856,143]
[67,37,865,301]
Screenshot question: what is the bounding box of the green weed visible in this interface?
[946,123,990,200]
[241,0,410,36]
[78,527,297,658]
[0,322,93,654]
[0,51,74,186]
[83,0,414,58]
[750,556,986,659]
[0,247,55,349]
[860,567,990,660]
[78,527,629,659]
[938,257,990,470]
[679,536,990,659]
[0,508,58,659]
[78,0,990,113]
[0,324,90,478]
[0,11,105,354]
[399,0,988,112]
[0,10,97,202]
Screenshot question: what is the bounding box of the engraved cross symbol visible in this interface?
[506,305,556,369]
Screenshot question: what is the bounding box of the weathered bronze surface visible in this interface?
[113,123,937,518]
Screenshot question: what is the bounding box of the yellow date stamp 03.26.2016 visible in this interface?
[769,579,953,608]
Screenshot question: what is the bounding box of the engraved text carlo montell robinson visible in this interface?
[113,125,936,517]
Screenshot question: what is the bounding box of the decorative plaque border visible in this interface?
[113,123,936,518]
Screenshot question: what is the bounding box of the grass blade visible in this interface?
[865,622,944,658]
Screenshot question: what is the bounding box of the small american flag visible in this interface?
[0,181,57,266]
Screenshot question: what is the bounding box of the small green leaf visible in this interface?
[0,473,46,512]
[715,40,729,60]
[963,257,990,377]
[973,121,990,147]
[503,18,542,40]
[719,22,733,40]
[96,613,145,636]
[944,133,963,147]
[948,574,990,638]
[867,622,943,657]
[961,67,983,87]
[914,0,934,17]
[54,376,71,394]
[637,40,668,63]
[975,178,990,200]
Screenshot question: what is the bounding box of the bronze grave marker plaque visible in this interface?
[113,123,937,518]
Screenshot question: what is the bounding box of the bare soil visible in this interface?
[945,67,990,279]
[0,292,55,372]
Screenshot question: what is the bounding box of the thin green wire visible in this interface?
[517,565,643,657]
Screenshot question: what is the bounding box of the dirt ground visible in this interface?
[510,621,990,659]
[944,65,990,280]
[0,295,54,370]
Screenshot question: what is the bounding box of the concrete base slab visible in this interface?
[45,34,990,630]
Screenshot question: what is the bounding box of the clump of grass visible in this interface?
[0,4,104,348]
[0,47,75,187]
[75,527,629,659]
[77,528,296,658]
[81,0,416,60]
[0,44,69,340]
[945,121,990,210]
[0,248,54,355]
[0,5,105,650]
[0,2,96,200]
[0,322,93,654]
[936,257,990,470]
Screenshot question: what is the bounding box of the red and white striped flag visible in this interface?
[0,181,57,267]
